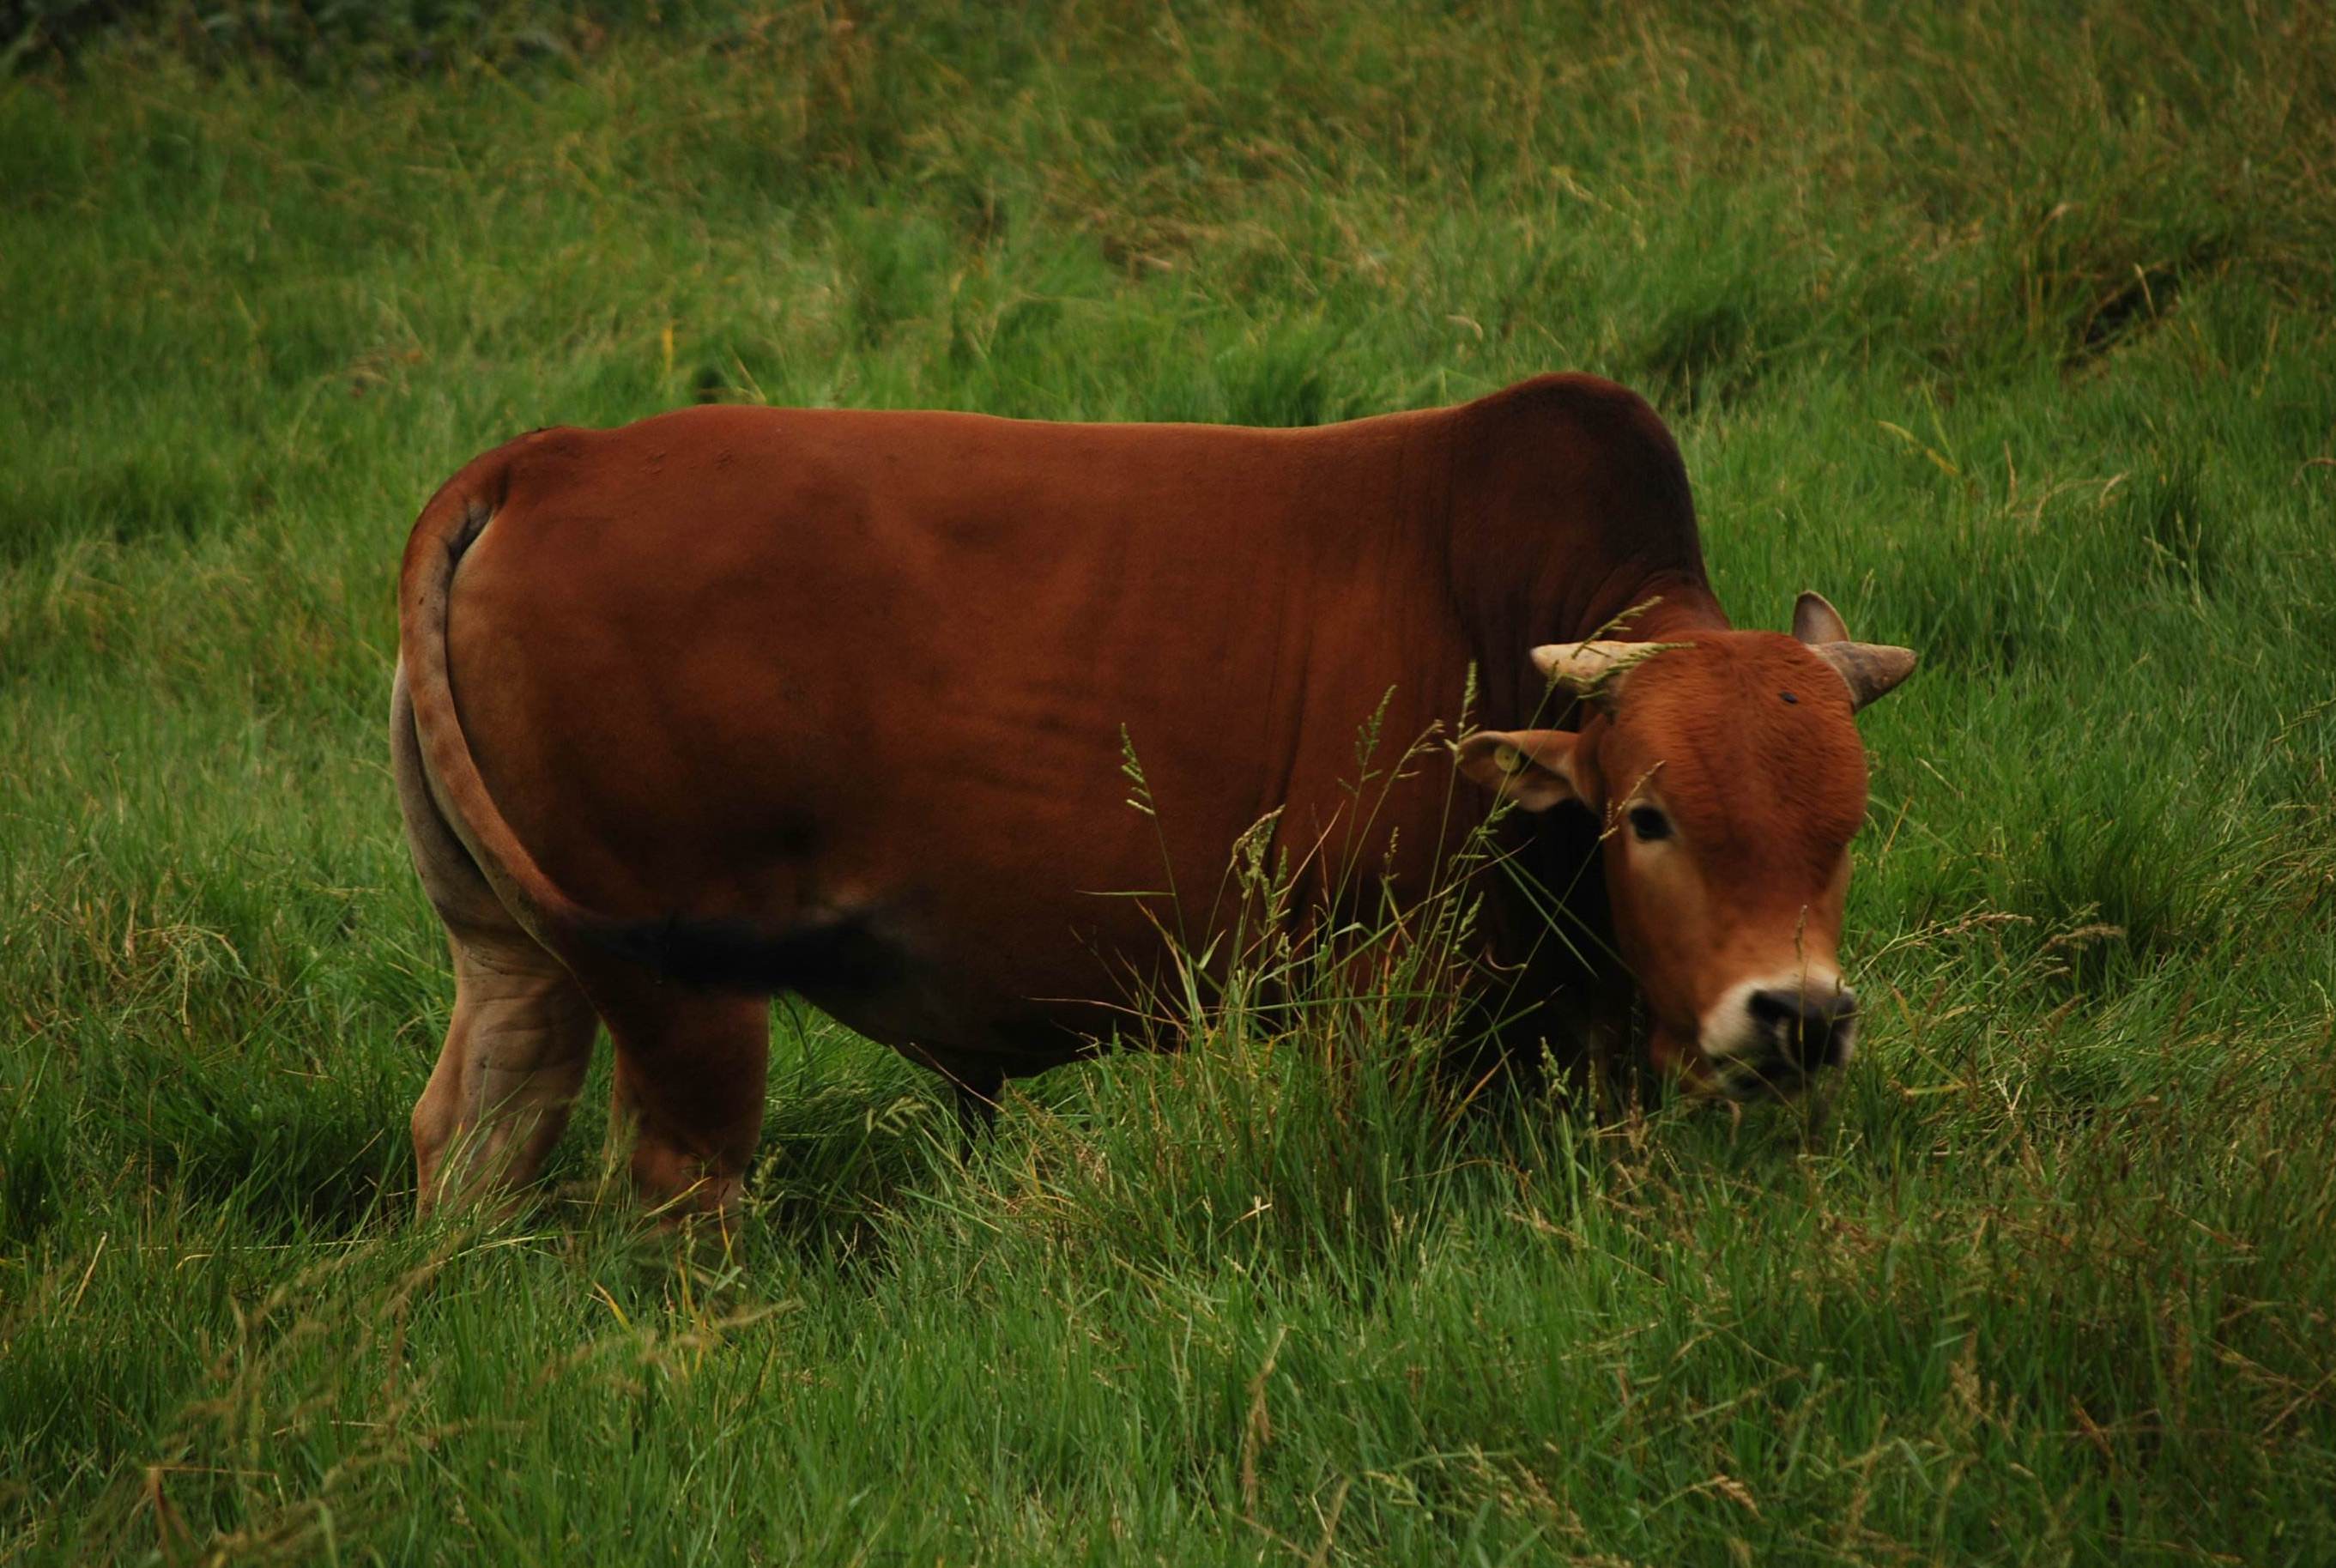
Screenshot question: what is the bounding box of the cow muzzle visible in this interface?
[1697,974,1858,1099]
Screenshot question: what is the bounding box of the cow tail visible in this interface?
[396,460,595,947]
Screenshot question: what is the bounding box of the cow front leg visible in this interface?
[948,1062,1006,1156]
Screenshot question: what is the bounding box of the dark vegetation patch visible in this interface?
[1632,295,1787,413]
[1214,327,1362,428]
[4,0,645,76]
[2000,199,2239,370]
[0,454,229,568]
[2009,803,2218,992]
[1884,518,2072,679]
[124,1067,403,1238]
[0,1071,64,1246]
[2119,451,2230,595]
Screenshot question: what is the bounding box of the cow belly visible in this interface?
[801,963,1112,1075]
[579,832,1201,1070]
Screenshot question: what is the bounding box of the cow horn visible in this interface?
[1794,591,1916,711]
[1529,639,1676,709]
[1807,641,1918,710]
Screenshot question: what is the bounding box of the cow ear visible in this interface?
[1457,730,1582,812]
[1793,590,1852,646]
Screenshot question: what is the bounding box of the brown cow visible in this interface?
[391,373,1913,1215]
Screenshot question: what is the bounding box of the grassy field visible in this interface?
[4,2,2335,1561]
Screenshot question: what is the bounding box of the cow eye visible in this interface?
[1627,805,1672,843]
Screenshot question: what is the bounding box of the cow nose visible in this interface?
[1746,988,1857,1069]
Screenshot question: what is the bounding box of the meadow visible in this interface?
[3,2,2333,1561]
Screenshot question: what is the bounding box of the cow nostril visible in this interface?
[1746,987,1857,1069]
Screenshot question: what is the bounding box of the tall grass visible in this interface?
[3,2,2334,1562]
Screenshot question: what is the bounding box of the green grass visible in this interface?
[4,2,2336,1561]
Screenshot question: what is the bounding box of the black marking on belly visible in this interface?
[595,911,907,996]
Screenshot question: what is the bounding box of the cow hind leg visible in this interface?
[413,933,598,1210]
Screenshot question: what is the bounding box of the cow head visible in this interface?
[1458,592,1915,1099]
